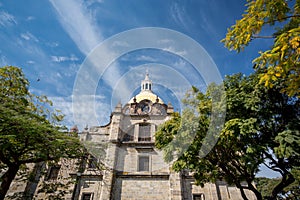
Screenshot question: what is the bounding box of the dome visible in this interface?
[128,90,164,104]
[128,71,164,104]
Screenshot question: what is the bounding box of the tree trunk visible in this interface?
[249,182,262,200]
[239,187,249,200]
[270,173,295,199]
[0,164,20,200]
[236,182,249,200]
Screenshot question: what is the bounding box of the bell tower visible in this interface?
[141,70,152,91]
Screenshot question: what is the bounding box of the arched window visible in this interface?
[145,83,148,90]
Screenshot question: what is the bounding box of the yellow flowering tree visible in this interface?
[222,0,300,97]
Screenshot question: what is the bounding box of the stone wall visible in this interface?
[181,177,257,200]
[112,177,171,200]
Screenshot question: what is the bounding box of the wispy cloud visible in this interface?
[49,0,127,90]
[197,9,219,39]
[51,54,79,62]
[49,95,110,129]
[0,11,16,27]
[49,0,103,55]
[163,46,186,56]
[158,39,172,44]
[0,53,10,67]
[112,40,130,48]
[26,16,35,21]
[49,0,130,128]
[170,3,192,31]
[20,31,39,42]
[102,62,133,101]
[85,0,104,7]
[27,60,35,64]
[45,41,59,48]
[135,55,157,62]
[15,38,48,60]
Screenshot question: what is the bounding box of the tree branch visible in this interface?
[271,172,295,199]
[252,35,275,39]
[263,152,286,176]
[251,14,300,40]
[235,181,250,200]
[265,14,300,25]
[0,151,11,166]
[19,155,55,165]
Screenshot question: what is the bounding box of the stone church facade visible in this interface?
[6,73,256,200]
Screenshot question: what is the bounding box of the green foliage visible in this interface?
[156,112,181,150]
[256,168,300,199]
[37,174,75,200]
[255,177,281,199]
[222,0,300,97]
[155,72,300,200]
[0,66,83,199]
[275,130,300,159]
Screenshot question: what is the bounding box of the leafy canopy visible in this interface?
[222,0,300,97]
[155,73,300,200]
[0,66,82,166]
[0,66,83,199]
[255,168,300,200]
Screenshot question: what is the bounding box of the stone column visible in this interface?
[170,172,183,200]
[100,109,122,200]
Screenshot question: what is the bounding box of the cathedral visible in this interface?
[6,73,256,200]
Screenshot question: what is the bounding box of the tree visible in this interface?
[222,0,300,97]
[255,168,300,199]
[0,66,83,199]
[155,73,300,200]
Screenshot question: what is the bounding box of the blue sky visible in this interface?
[0,1,277,176]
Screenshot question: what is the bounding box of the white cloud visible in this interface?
[158,39,172,44]
[170,2,219,40]
[56,72,62,78]
[49,0,103,55]
[15,38,48,60]
[49,96,78,128]
[49,0,132,130]
[26,16,35,21]
[163,46,186,56]
[51,54,79,62]
[173,59,187,68]
[170,3,191,31]
[0,54,10,67]
[112,40,130,48]
[20,34,30,40]
[64,63,80,77]
[0,11,16,27]
[101,62,131,101]
[85,0,104,7]
[27,60,35,64]
[50,95,109,130]
[20,32,39,42]
[46,42,59,47]
[49,0,125,85]
[135,55,157,62]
